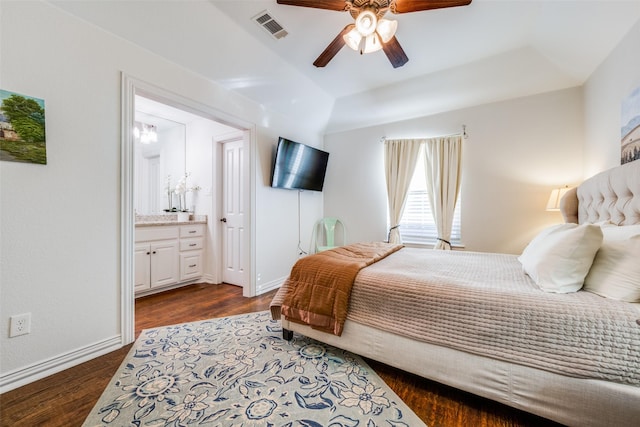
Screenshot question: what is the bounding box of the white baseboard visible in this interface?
[0,335,122,393]
[257,276,285,295]
[200,273,216,284]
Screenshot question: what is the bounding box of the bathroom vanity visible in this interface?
[134,214,207,296]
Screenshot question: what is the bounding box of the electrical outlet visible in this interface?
[9,313,31,337]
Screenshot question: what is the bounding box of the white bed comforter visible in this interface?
[346,248,640,385]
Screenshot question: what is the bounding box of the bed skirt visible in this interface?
[282,318,640,427]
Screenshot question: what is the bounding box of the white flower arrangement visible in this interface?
[165,173,200,212]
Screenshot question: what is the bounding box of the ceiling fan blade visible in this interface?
[392,0,472,14]
[382,36,409,68]
[277,0,349,12]
[313,24,354,67]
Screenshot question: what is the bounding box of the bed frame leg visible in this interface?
[282,328,293,341]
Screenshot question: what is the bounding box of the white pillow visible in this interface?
[518,223,603,293]
[599,223,640,241]
[583,235,640,302]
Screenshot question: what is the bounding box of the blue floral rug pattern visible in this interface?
[83,311,426,427]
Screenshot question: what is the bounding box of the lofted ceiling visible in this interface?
[50,0,640,134]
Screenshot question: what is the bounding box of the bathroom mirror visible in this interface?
[134,96,186,215]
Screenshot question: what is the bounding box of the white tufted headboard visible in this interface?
[560,161,640,225]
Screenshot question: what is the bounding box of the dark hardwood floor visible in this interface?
[0,283,562,427]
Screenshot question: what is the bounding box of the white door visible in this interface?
[221,139,245,286]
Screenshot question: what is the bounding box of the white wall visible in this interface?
[322,19,640,255]
[255,130,325,293]
[0,1,323,390]
[583,20,640,175]
[324,87,585,254]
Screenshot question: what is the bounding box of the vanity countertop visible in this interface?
[135,214,207,227]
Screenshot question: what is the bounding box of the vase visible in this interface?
[177,211,190,222]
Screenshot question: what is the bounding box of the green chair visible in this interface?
[312,218,346,253]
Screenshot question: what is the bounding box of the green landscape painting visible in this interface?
[0,89,47,165]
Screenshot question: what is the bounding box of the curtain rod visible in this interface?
[380,125,468,143]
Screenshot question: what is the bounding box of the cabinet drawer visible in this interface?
[180,238,204,251]
[180,252,202,280]
[136,226,179,242]
[180,224,205,238]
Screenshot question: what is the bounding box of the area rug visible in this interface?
[83,311,426,427]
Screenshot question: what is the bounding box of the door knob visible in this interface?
[220,218,227,223]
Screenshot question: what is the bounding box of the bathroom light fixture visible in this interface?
[133,122,158,144]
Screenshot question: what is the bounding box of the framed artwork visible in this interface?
[0,89,47,165]
[621,86,640,165]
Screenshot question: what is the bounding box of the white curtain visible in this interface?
[423,135,463,250]
[384,139,422,243]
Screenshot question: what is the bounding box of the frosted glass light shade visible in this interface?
[362,33,382,53]
[355,10,377,36]
[376,18,397,43]
[344,28,363,51]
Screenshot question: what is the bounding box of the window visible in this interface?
[398,149,461,245]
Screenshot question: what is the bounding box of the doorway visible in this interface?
[120,74,256,345]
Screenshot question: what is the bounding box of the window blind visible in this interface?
[398,153,461,245]
[399,190,461,245]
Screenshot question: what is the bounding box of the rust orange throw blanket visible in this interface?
[275,242,403,336]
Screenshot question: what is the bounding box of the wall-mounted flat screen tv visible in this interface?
[271,137,329,192]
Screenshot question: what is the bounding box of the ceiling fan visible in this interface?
[276,0,472,68]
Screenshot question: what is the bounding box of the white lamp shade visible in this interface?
[546,186,571,211]
[343,28,363,51]
[362,33,382,53]
[376,18,397,43]
[355,10,377,36]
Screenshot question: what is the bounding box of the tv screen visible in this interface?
[271,137,329,192]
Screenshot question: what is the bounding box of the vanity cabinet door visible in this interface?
[150,240,179,288]
[135,243,152,291]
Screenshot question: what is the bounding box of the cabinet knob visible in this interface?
[152,251,157,254]
[220,218,227,223]
[189,264,197,268]
[146,252,150,255]
[189,243,196,247]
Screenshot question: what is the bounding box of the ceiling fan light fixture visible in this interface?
[281,0,473,67]
[376,18,397,43]
[355,9,377,37]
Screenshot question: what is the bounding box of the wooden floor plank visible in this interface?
[0,283,561,427]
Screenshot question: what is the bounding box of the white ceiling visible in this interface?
[50,0,640,133]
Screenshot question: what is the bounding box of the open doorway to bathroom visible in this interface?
[121,74,256,345]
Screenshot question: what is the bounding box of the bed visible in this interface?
[271,160,640,427]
